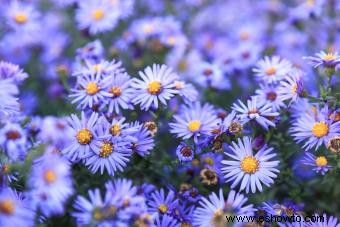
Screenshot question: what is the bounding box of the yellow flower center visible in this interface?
[44,170,57,184]
[147,81,162,95]
[174,80,184,89]
[181,223,192,227]
[99,141,113,157]
[239,31,250,41]
[110,124,121,136]
[241,156,259,174]
[311,122,329,138]
[93,64,101,72]
[158,204,168,213]
[187,120,201,132]
[291,84,298,93]
[1,164,9,173]
[76,129,93,145]
[306,0,315,7]
[86,82,100,95]
[167,36,176,45]
[109,86,122,97]
[204,157,214,166]
[323,53,336,61]
[92,9,105,21]
[265,67,276,76]
[315,156,327,167]
[0,199,14,215]
[14,13,28,24]
[143,24,153,34]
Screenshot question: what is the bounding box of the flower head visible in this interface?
[221,136,280,193]
[304,51,340,68]
[302,152,331,175]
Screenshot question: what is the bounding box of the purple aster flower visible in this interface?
[107,117,139,139]
[83,119,132,176]
[128,122,155,156]
[105,178,146,218]
[232,97,279,130]
[5,0,40,32]
[221,136,280,193]
[173,80,199,103]
[0,61,28,84]
[169,102,220,143]
[278,72,304,104]
[176,142,194,162]
[131,64,179,110]
[73,59,125,78]
[75,0,120,35]
[105,72,135,114]
[302,152,331,175]
[148,189,178,215]
[254,84,286,111]
[290,105,340,150]
[253,56,292,84]
[181,187,201,203]
[0,187,35,227]
[0,80,20,118]
[155,214,179,227]
[303,51,340,68]
[62,112,100,162]
[193,189,255,227]
[76,40,104,62]
[28,152,74,217]
[305,213,340,227]
[69,73,112,109]
[72,188,117,226]
[0,123,27,161]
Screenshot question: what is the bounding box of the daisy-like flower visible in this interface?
[290,105,340,150]
[131,64,178,110]
[221,136,280,193]
[0,188,34,227]
[128,122,155,156]
[278,73,304,104]
[75,0,120,35]
[193,189,255,227]
[302,152,331,175]
[62,112,100,162]
[303,51,340,68]
[173,80,199,103]
[5,0,40,32]
[0,61,28,83]
[108,117,139,139]
[176,142,194,162]
[305,213,340,227]
[105,72,135,114]
[253,56,292,84]
[83,120,132,176]
[148,189,178,215]
[72,188,117,226]
[169,102,220,143]
[232,97,279,130]
[0,123,27,161]
[28,152,74,217]
[254,84,286,112]
[69,73,112,109]
[73,59,124,78]
[0,80,20,118]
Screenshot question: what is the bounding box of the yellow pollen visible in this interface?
[109,86,122,97]
[167,36,176,45]
[192,159,200,166]
[174,80,184,89]
[306,0,315,7]
[158,204,168,213]
[187,120,201,132]
[213,208,224,219]
[204,157,214,166]
[241,156,259,174]
[315,156,327,167]
[239,31,250,41]
[311,122,329,138]
[86,82,100,95]
[323,53,336,61]
[0,199,14,215]
[99,141,113,157]
[76,129,93,145]
[2,165,9,173]
[93,209,103,220]
[292,84,298,93]
[92,9,105,21]
[14,13,27,24]
[181,223,192,227]
[265,67,276,76]
[93,64,101,72]
[110,124,121,136]
[143,24,153,34]
[44,170,57,184]
[147,81,162,95]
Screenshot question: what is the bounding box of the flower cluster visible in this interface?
[0,0,339,226]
